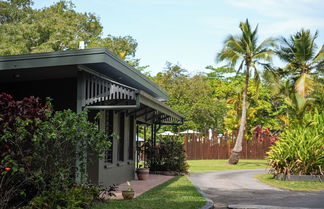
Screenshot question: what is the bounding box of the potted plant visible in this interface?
[122,181,135,200]
[136,165,150,180]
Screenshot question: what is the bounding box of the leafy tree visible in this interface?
[153,63,227,131]
[0,0,33,24]
[0,0,102,54]
[205,65,235,81]
[217,19,276,164]
[0,0,144,69]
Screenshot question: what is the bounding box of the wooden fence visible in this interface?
[183,131,272,160]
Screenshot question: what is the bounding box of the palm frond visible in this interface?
[225,36,245,54]
[254,49,274,61]
[252,64,261,94]
[294,73,314,97]
[263,65,282,95]
[217,48,242,67]
[312,44,324,64]
[255,38,277,53]
[236,59,245,75]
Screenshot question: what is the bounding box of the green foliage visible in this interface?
[0,0,146,70]
[216,19,276,156]
[153,63,227,131]
[88,35,137,60]
[26,184,101,209]
[0,93,110,208]
[276,29,323,85]
[265,29,324,124]
[32,110,110,186]
[217,19,276,73]
[146,137,189,173]
[267,110,324,176]
[0,0,102,54]
[222,76,284,134]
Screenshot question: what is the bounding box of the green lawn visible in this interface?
[92,176,206,209]
[256,174,324,191]
[188,159,267,172]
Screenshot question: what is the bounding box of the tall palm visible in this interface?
[276,29,324,97]
[265,29,323,123]
[217,19,276,164]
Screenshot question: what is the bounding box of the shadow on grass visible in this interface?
[238,162,267,166]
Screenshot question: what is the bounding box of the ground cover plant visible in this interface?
[267,111,324,176]
[92,177,206,209]
[188,159,267,172]
[0,93,110,208]
[256,174,324,191]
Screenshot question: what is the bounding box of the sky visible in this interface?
[33,0,324,75]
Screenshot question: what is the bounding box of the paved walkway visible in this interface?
[189,169,324,209]
[113,174,174,199]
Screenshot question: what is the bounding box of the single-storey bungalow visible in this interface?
[0,48,184,186]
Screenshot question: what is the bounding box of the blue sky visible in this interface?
[33,0,324,75]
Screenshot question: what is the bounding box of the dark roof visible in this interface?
[0,48,167,101]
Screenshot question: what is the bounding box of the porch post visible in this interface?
[76,71,86,183]
[136,124,139,168]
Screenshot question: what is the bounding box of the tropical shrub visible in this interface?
[267,110,324,176]
[0,93,51,208]
[146,137,189,173]
[26,183,105,209]
[0,93,110,208]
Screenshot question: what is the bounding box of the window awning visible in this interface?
[79,70,183,125]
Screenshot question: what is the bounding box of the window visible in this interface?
[118,112,125,161]
[104,110,114,163]
[128,116,134,160]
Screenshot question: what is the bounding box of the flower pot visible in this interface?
[136,168,149,180]
[122,190,135,199]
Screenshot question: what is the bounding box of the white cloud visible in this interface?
[260,17,324,37]
[228,0,324,19]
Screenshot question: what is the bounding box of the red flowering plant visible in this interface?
[1,93,110,208]
[0,93,51,208]
[253,126,279,144]
[0,93,51,172]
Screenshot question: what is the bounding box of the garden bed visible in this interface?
[256,174,324,191]
[275,174,323,182]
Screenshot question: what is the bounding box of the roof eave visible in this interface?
[0,48,168,100]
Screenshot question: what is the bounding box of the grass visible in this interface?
[188,159,267,172]
[256,174,324,191]
[92,176,206,209]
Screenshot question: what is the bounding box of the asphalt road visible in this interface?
[189,169,324,209]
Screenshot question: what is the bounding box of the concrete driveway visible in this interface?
[189,169,324,209]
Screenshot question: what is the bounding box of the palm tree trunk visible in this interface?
[229,63,250,164]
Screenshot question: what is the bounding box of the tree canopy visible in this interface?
[0,0,143,68]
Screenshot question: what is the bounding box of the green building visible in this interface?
[0,48,183,186]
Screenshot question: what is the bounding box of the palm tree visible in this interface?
[265,29,324,124]
[217,19,276,164]
[276,29,324,97]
